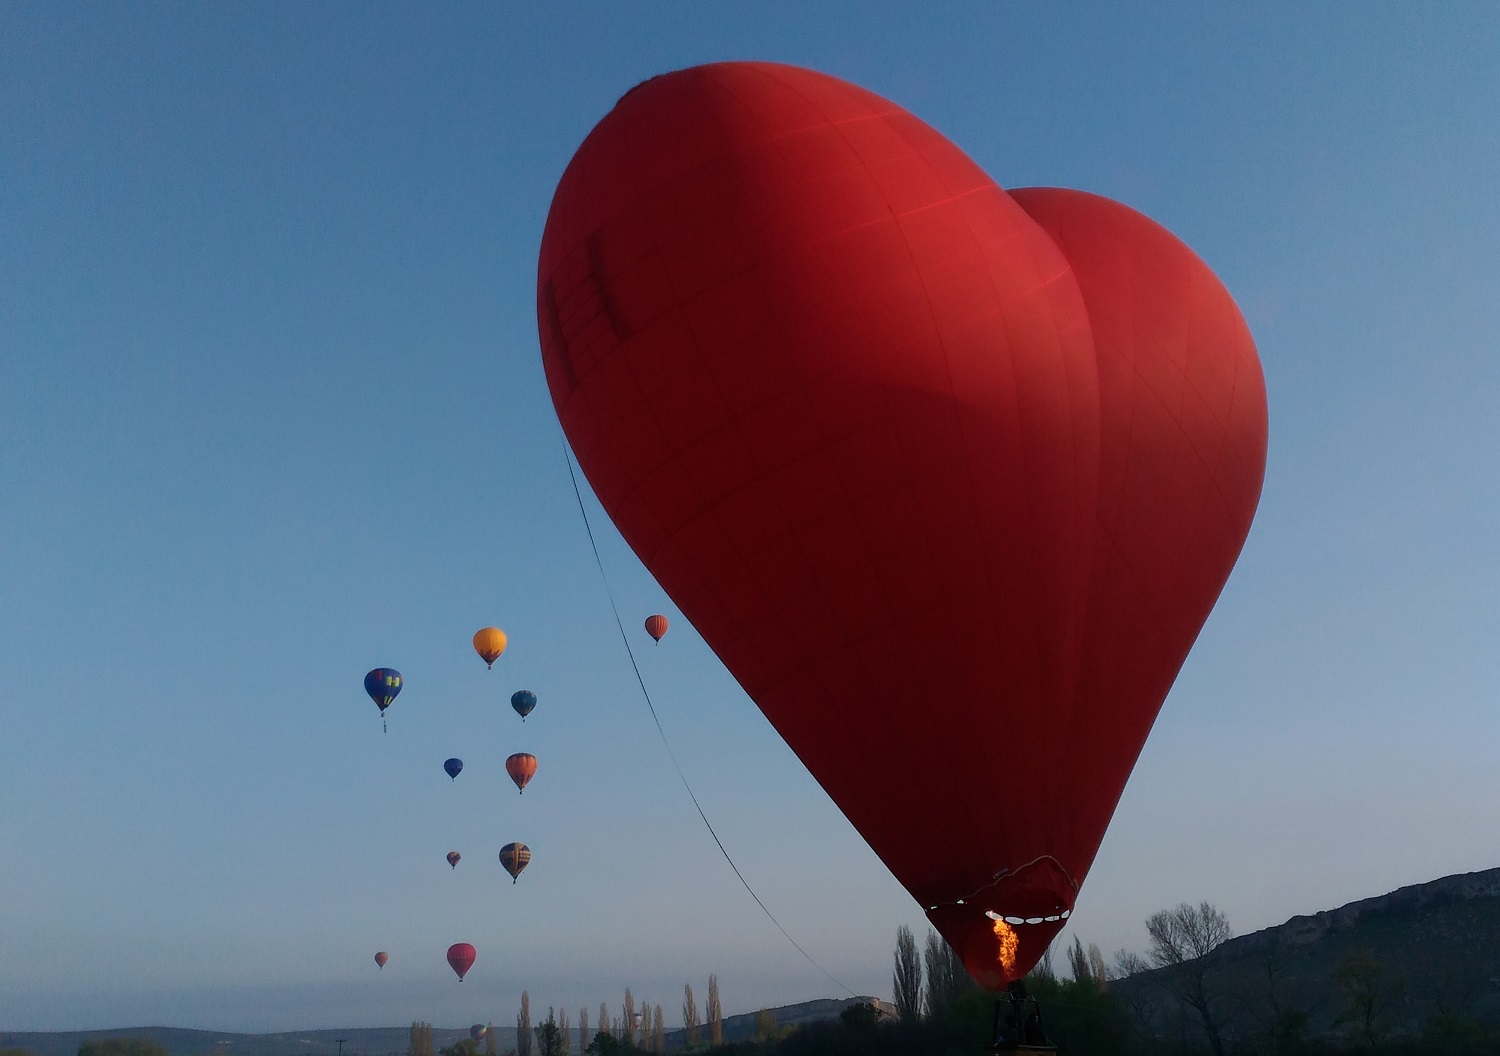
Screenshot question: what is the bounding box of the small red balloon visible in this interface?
[374,951,388,970]
[644,614,669,642]
[446,942,476,981]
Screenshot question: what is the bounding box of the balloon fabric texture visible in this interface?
[537,61,1268,988]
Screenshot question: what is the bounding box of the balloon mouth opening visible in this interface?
[985,908,1071,925]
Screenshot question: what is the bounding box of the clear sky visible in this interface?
[3,1,1499,1035]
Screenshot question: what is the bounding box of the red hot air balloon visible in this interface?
[537,62,1267,989]
[446,942,476,981]
[505,752,537,794]
[447,850,462,870]
[374,951,388,970]
[644,614,669,643]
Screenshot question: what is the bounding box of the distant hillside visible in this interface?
[1,998,895,1056]
[0,1027,470,1056]
[1113,866,1500,1042]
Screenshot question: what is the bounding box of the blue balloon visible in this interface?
[511,689,537,720]
[364,668,402,712]
[444,757,464,781]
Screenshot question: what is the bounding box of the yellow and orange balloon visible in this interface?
[472,627,507,668]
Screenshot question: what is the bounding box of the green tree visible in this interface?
[839,1002,879,1031]
[535,1009,562,1056]
[582,1036,621,1056]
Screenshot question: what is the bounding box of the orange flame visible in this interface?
[992,917,1019,979]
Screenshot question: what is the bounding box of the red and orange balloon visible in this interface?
[505,752,537,794]
[538,61,1267,988]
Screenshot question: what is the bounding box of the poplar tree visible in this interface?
[893,925,924,1022]
[623,990,635,1045]
[558,1009,571,1056]
[597,1004,610,1041]
[682,983,701,1046]
[638,1002,651,1046]
[485,1025,496,1056]
[517,992,533,1056]
[410,1023,434,1056]
[577,1008,588,1048]
[707,975,723,1046]
[651,1006,664,1054]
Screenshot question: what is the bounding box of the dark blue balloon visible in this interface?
[364,668,402,712]
[511,689,537,720]
[444,757,464,780]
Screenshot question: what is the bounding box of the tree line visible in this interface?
[412,974,726,1056]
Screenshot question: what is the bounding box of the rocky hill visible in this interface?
[1112,866,1500,1042]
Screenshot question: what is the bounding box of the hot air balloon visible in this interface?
[447,850,462,870]
[505,753,537,794]
[469,1026,487,1042]
[444,757,464,781]
[499,842,530,883]
[364,668,402,733]
[537,62,1267,989]
[374,951,388,970]
[510,689,537,721]
[447,942,476,981]
[473,627,507,668]
[644,614,669,643]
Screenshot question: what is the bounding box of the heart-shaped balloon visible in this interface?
[537,61,1266,988]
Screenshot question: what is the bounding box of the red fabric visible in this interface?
[447,942,476,981]
[538,61,1267,987]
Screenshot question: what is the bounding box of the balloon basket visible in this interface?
[986,990,1054,1054]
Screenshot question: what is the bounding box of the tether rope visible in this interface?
[560,436,857,999]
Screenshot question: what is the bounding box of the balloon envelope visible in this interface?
[363,668,402,713]
[374,951,388,969]
[499,842,531,882]
[510,689,537,720]
[446,942,476,981]
[644,614,669,642]
[444,757,464,780]
[473,627,507,668]
[505,752,537,794]
[447,850,461,869]
[470,1026,487,1041]
[538,61,1267,988]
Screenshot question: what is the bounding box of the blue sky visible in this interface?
[3,1,1499,1034]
